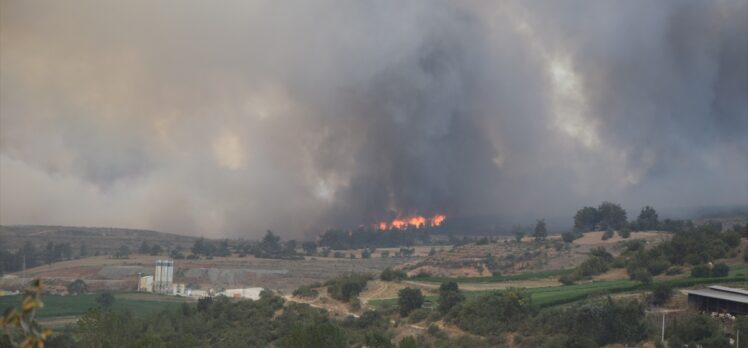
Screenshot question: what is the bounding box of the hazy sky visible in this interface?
[1,0,746,238]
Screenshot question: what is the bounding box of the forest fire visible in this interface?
[376,214,446,230]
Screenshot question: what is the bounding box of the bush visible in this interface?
[452,289,531,336]
[559,274,575,286]
[601,229,614,240]
[293,285,319,298]
[407,308,430,323]
[618,228,631,239]
[744,248,748,262]
[380,268,407,281]
[649,284,672,306]
[576,256,609,278]
[691,265,711,278]
[711,263,729,277]
[398,288,424,317]
[437,282,464,314]
[665,267,683,276]
[326,274,371,302]
[96,292,115,308]
[629,268,652,284]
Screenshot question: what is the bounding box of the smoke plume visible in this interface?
[1,0,746,238]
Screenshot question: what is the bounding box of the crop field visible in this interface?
[369,263,748,308]
[0,292,189,319]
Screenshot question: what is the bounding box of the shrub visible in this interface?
[293,285,319,298]
[711,263,729,277]
[559,274,575,286]
[690,265,711,278]
[618,228,631,239]
[326,274,371,302]
[649,284,672,306]
[452,288,531,336]
[437,282,464,314]
[407,308,430,323]
[665,267,683,276]
[380,268,407,281]
[398,288,424,317]
[629,268,652,284]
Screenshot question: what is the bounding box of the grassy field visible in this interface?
[410,268,573,284]
[0,292,189,318]
[370,263,748,308]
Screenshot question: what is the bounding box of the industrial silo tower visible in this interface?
[154,259,174,294]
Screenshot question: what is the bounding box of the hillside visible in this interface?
[0,225,198,253]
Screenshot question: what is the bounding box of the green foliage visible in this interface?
[649,284,672,306]
[618,228,631,238]
[559,274,575,286]
[573,206,600,232]
[95,292,115,308]
[280,321,347,348]
[292,285,319,298]
[629,268,652,284]
[524,298,648,346]
[575,256,608,278]
[437,282,464,314]
[561,232,580,243]
[534,219,548,241]
[398,288,424,317]
[398,336,417,348]
[380,268,407,281]
[667,312,725,347]
[326,273,371,302]
[597,202,628,230]
[113,245,131,259]
[711,263,729,277]
[67,279,88,295]
[691,264,711,278]
[636,206,659,230]
[452,288,531,336]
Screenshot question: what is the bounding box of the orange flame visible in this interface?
[375,214,446,230]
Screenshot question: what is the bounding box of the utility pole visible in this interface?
[661,313,665,343]
[737,328,739,348]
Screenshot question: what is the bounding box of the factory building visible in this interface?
[154,259,174,294]
[687,285,748,315]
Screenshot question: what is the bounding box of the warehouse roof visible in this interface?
[687,286,748,304]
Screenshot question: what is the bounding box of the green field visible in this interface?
[0,292,189,318]
[410,268,573,284]
[370,263,748,308]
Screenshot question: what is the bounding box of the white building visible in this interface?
[138,275,154,292]
[221,288,264,300]
[172,283,186,296]
[187,289,210,298]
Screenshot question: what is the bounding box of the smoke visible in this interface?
[1,0,746,238]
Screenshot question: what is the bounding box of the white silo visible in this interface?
[154,259,174,294]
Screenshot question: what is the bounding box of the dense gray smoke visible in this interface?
[1,1,746,238]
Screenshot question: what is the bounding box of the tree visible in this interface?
[192,238,206,255]
[44,242,56,265]
[574,206,600,231]
[67,279,88,295]
[114,245,131,259]
[514,231,525,243]
[398,336,417,348]
[80,242,89,257]
[597,202,627,230]
[380,268,406,281]
[139,241,150,254]
[280,322,346,348]
[691,265,711,278]
[96,292,115,308]
[398,288,424,317]
[301,242,317,255]
[561,232,577,243]
[533,219,547,241]
[650,284,672,306]
[149,244,163,256]
[636,206,659,231]
[438,282,464,314]
[260,230,282,255]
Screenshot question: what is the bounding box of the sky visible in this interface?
[1,0,746,238]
